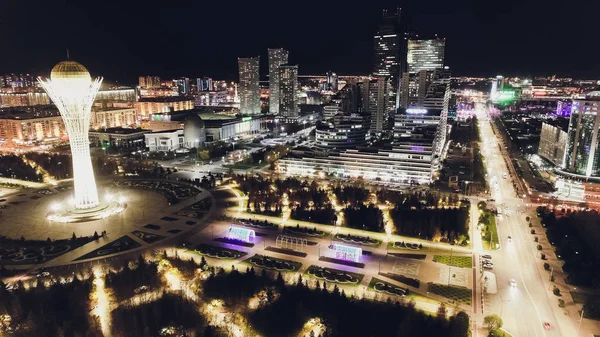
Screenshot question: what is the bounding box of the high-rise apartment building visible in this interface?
[564,92,600,177]
[238,57,261,115]
[268,48,289,114]
[363,76,388,133]
[407,39,445,73]
[279,64,298,119]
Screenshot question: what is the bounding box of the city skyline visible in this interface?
[2,0,600,83]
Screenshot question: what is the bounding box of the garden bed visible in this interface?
[0,236,95,265]
[388,241,423,251]
[334,233,381,246]
[283,225,326,237]
[319,256,365,269]
[193,243,246,259]
[239,219,279,231]
[427,283,472,305]
[131,230,165,244]
[378,272,421,288]
[368,277,408,297]
[305,265,364,285]
[245,254,302,272]
[387,253,427,260]
[265,246,307,257]
[76,236,141,261]
[213,237,254,247]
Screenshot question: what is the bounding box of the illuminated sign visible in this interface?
[497,90,516,102]
[242,116,252,122]
[332,244,362,263]
[227,226,255,243]
[406,108,428,114]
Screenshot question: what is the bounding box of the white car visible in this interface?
[509,279,517,288]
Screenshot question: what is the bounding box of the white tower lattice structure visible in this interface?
[39,61,103,209]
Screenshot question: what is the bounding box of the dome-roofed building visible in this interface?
[183,114,206,148]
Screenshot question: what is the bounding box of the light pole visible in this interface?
[500,296,510,320]
[448,248,453,285]
[576,308,584,337]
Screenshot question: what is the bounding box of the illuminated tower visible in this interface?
[39,61,102,209]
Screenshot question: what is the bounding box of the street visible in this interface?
[477,109,575,337]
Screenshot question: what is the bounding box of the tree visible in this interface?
[448,311,470,337]
[296,274,304,288]
[483,314,503,331]
[437,302,448,319]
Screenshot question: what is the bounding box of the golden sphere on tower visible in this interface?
[50,61,91,81]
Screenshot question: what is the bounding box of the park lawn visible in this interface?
[427,283,472,306]
[433,255,473,268]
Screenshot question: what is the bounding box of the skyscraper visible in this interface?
[268,48,289,114]
[326,71,338,91]
[238,57,261,115]
[407,39,445,73]
[279,64,298,119]
[373,8,406,115]
[564,92,600,177]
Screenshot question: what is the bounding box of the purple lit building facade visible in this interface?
[556,99,572,117]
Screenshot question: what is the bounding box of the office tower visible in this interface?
[139,76,146,87]
[268,48,289,114]
[38,61,102,209]
[238,57,261,115]
[326,71,338,91]
[564,92,600,177]
[363,76,388,133]
[373,8,406,114]
[407,39,445,73]
[279,65,298,119]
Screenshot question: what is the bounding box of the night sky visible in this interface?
[2,0,599,84]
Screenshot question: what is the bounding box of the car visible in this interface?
[543,322,550,330]
[507,236,512,242]
[459,171,466,175]
[483,264,493,270]
[509,279,517,287]
[481,254,492,260]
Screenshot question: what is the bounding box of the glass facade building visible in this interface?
[373,8,406,119]
[407,39,445,73]
[565,92,600,177]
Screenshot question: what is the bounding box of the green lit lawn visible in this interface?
[433,255,472,268]
[428,283,472,306]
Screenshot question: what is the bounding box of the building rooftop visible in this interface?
[138,96,193,103]
[90,127,148,134]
